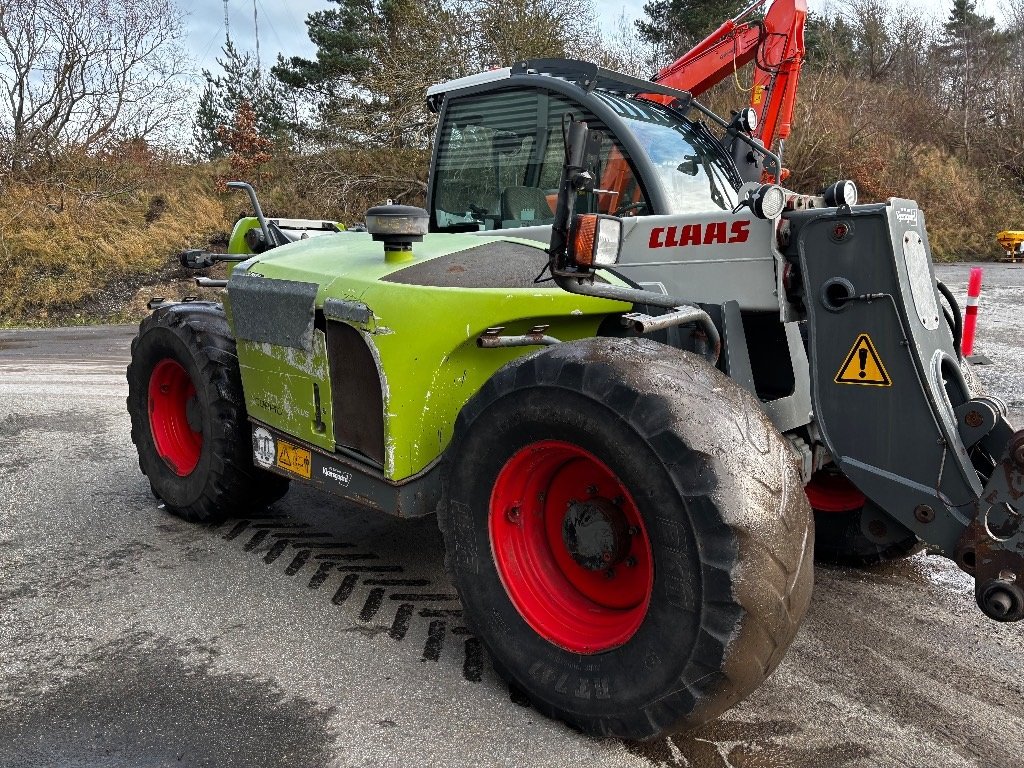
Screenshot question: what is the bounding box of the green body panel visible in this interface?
[235,332,337,453]
[227,218,263,255]
[226,217,347,258]
[230,232,628,480]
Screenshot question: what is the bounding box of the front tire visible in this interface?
[807,469,923,567]
[439,337,814,740]
[126,302,288,522]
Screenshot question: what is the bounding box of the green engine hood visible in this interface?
[227,232,628,480]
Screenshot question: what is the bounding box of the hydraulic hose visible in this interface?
[936,279,963,361]
[553,274,722,365]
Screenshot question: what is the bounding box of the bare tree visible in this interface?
[470,0,602,67]
[0,0,190,171]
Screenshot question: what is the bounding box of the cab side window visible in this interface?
[431,89,650,232]
[540,99,649,219]
[432,90,541,231]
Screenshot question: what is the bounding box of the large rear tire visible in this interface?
[126,302,288,522]
[438,337,814,740]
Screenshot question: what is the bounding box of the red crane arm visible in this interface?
[643,0,807,151]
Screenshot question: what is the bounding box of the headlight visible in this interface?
[751,184,786,219]
[571,214,622,268]
[739,107,758,133]
[823,180,858,208]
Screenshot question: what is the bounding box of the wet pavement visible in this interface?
[0,263,1021,767]
[934,263,1024,425]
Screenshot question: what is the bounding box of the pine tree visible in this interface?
[271,0,376,94]
[933,0,1009,158]
[272,0,604,150]
[803,11,857,71]
[272,0,467,149]
[636,0,745,60]
[194,41,290,160]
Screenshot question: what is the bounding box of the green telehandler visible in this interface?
[127,61,1023,740]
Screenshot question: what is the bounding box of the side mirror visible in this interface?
[676,155,699,176]
[180,249,215,269]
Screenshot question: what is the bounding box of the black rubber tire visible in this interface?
[438,337,814,740]
[813,504,923,567]
[126,302,289,522]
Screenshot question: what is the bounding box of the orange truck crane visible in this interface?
[589,0,806,217]
[644,0,807,182]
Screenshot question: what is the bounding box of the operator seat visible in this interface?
[436,181,492,228]
[436,181,477,216]
[500,186,554,225]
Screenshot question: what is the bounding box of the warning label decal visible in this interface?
[276,440,312,479]
[835,334,892,387]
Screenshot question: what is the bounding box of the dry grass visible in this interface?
[783,71,1024,261]
[702,69,1024,260]
[0,102,1018,327]
[257,147,430,221]
[0,148,432,326]
[0,157,230,325]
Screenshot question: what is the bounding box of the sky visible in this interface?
[180,0,1009,80]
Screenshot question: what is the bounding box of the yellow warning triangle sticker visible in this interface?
[835,333,892,386]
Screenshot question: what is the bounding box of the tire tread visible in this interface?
[126,302,288,522]
[437,337,813,739]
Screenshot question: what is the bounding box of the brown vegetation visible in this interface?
[0,145,435,325]
[0,156,226,324]
[1,0,1022,325]
[783,70,1024,260]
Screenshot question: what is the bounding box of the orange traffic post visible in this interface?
[962,267,983,359]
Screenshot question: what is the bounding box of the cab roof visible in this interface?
[426,59,694,113]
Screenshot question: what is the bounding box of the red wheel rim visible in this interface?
[805,470,865,513]
[148,358,202,476]
[489,440,654,654]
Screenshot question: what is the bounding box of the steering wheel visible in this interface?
[614,200,649,217]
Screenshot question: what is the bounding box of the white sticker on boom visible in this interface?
[252,427,275,468]
[902,230,940,330]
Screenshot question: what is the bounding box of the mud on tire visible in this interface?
[437,337,814,740]
[126,302,288,522]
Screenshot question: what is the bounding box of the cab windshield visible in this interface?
[596,94,740,213]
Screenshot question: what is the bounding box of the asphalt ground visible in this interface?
[0,263,1021,768]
